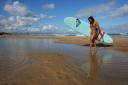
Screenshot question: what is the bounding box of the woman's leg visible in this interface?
[90,29,97,49]
[93,33,97,48]
[93,37,96,48]
[90,30,93,49]
[90,34,93,49]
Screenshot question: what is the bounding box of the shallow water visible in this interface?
[0,38,128,85]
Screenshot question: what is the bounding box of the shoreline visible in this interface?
[0,35,128,85]
[0,34,128,51]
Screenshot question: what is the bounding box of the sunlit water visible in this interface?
[0,38,128,84]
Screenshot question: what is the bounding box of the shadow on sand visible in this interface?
[82,43,113,47]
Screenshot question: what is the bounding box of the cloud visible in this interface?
[0,14,56,32]
[76,1,115,18]
[0,18,8,28]
[0,1,56,33]
[26,25,59,33]
[0,15,58,33]
[111,4,128,17]
[68,29,75,32]
[0,15,38,30]
[23,24,59,34]
[67,29,77,33]
[4,1,28,16]
[3,1,38,29]
[41,25,58,32]
[28,28,40,32]
[98,4,128,19]
[40,14,56,19]
[43,3,56,10]
[103,23,128,33]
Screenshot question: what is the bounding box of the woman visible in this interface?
[88,16,104,49]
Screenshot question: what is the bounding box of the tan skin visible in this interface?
[89,19,104,49]
[90,27,97,48]
[88,19,96,49]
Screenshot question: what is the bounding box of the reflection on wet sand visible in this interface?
[87,50,113,80]
[0,38,128,85]
[87,50,102,81]
[81,49,115,85]
[0,52,87,85]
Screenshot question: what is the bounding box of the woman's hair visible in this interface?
[88,16,94,23]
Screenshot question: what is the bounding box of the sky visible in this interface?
[0,0,128,34]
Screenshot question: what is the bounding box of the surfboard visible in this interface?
[64,17,113,44]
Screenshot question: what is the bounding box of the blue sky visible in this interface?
[0,0,128,34]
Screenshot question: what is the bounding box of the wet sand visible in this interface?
[0,52,86,85]
[1,34,127,51]
[0,35,128,85]
[57,35,128,51]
